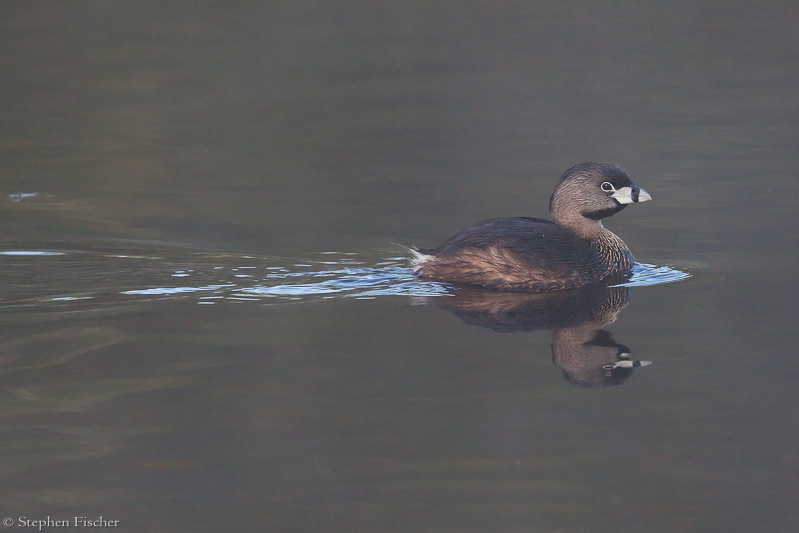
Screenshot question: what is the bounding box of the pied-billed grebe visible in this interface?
[411,162,651,292]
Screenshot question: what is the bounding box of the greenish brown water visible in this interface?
[2,3,798,532]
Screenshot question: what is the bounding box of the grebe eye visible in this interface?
[600,182,615,192]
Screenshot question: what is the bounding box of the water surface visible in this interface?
[2,3,798,532]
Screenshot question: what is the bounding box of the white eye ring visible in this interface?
[600,182,615,192]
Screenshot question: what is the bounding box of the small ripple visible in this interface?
[122,284,237,296]
[235,265,449,300]
[0,250,65,256]
[613,262,691,288]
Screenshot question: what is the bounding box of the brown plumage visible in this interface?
[412,162,651,292]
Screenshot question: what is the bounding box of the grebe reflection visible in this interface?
[424,283,649,388]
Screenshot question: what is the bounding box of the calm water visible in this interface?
[2,3,799,532]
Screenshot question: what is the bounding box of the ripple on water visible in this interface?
[613,262,692,288]
[0,250,65,256]
[0,248,692,310]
